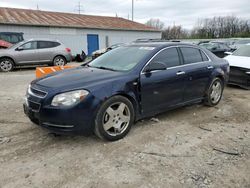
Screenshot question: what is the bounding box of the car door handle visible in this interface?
[207,65,214,69]
[176,71,185,75]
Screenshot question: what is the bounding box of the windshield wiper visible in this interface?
[96,66,117,71]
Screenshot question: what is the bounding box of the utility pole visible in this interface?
[132,0,134,21]
[76,1,83,14]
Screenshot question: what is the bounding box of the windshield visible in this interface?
[88,46,155,71]
[235,40,250,45]
[232,45,250,57]
[200,43,216,50]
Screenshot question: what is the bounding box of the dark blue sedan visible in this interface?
[23,42,229,141]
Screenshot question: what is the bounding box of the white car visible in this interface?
[224,44,250,89]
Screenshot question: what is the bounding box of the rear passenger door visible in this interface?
[37,41,59,63]
[179,47,213,102]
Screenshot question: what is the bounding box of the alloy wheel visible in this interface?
[210,80,222,104]
[102,102,131,137]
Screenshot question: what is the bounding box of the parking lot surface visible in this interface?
[0,68,249,188]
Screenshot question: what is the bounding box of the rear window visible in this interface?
[38,41,60,49]
[180,47,203,64]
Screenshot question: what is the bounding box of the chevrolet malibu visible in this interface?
[24,42,229,141]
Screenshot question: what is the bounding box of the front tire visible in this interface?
[0,58,14,72]
[94,96,135,141]
[204,77,224,107]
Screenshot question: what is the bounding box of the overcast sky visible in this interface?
[0,0,250,29]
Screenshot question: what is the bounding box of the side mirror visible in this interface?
[211,47,217,50]
[16,46,24,51]
[224,51,233,55]
[145,62,166,73]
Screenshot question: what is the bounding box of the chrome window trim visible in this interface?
[140,45,212,75]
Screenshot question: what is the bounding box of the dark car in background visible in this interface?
[230,39,250,50]
[199,41,233,58]
[91,43,124,59]
[0,39,72,72]
[24,42,229,141]
[0,32,24,48]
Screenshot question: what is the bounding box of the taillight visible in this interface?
[66,48,71,53]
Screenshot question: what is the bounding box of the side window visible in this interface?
[200,50,209,61]
[52,42,60,47]
[38,41,50,49]
[38,41,59,49]
[180,47,203,64]
[151,47,180,68]
[21,42,37,50]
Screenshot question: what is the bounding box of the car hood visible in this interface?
[224,55,250,69]
[34,66,124,89]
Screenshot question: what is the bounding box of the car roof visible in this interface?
[26,38,61,43]
[0,32,23,35]
[129,42,199,48]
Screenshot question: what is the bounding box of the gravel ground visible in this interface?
[0,67,249,188]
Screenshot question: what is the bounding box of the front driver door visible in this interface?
[140,47,185,115]
[14,41,39,64]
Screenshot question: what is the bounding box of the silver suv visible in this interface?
[0,39,72,72]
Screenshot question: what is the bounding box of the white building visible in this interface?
[0,7,161,55]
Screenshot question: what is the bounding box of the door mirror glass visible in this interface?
[145,62,166,72]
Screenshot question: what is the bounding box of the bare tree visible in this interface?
[191,16,250,38]
[162,25,188,39]
[145,18,165,30]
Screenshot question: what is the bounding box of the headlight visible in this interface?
[51,90,89,107]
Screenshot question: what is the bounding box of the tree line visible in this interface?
[145,16,250,39]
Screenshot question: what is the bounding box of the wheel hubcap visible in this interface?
[55,58,65,66]
[0,60,12,71]
[103,102,131,136]
[210,81,222,104]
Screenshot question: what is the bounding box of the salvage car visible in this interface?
[0,32,24,49]
[92,43,124,59]
[199,41,233,58]
[230,39,250,50]
[224,44,250,89]
[0,39,72,72]
[23,42,229,141]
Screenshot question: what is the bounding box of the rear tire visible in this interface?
[204,77,224,107]
[53,56,66,66]
[0,58,14,72]
[94,96,135,141]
